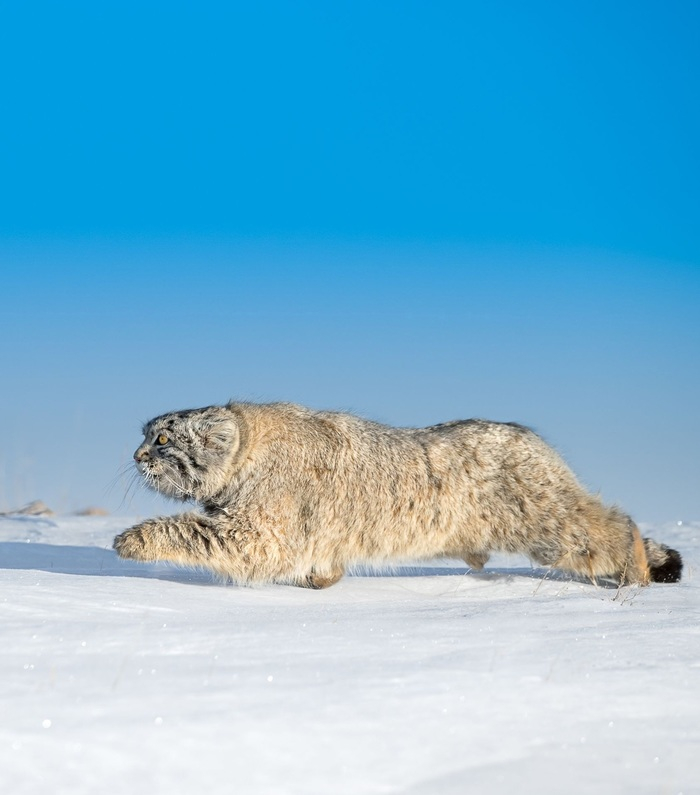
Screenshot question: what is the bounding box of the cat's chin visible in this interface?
[141,471,192,502]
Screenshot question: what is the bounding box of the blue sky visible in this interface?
[1,1,698,521]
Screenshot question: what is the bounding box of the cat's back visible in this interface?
[408,417,574,490]
[235,402,561,481]
[411,417,534,458]
[240,403,544,461]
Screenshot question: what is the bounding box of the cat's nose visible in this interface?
[134,448,149,463]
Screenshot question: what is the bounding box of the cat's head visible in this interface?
[133,405,239,501]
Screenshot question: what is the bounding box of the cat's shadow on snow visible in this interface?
[0,541,610,588]
[0,542,217,585]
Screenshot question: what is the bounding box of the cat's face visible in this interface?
[134,407,238,501]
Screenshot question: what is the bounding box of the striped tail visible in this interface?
[643,538,683,583]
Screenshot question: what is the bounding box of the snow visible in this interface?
[1,515,698,794]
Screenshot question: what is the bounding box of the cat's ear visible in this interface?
[197,414,238,450]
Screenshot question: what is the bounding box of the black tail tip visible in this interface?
[649,546,683,584]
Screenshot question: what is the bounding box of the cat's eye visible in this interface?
[156,433,169,445]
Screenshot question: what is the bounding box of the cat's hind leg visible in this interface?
[526,504,653,586]
[298,566,345,589]
[462,550,490,571]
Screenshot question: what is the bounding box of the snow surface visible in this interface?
[1,515,698,795]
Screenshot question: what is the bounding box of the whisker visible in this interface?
[104,462,135,495]
[161,471,189,497]
[115,467,143,512]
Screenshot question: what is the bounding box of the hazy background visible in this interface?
[1,1,698,522]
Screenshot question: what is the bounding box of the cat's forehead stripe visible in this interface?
[144,410,203,435]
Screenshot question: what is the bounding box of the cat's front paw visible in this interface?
[113,524,158,561]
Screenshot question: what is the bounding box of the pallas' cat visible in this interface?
[114,401,682,588]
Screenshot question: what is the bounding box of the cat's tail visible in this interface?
[642,537,683,583]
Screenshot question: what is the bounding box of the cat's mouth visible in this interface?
[136,461,159,486]
[137,461,192,501]
[136,460,164,488]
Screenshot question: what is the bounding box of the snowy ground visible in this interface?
[1,515,698,795]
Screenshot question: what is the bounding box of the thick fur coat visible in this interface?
[114,402,682,588]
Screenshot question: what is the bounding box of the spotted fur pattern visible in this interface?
[114,402,683,588]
